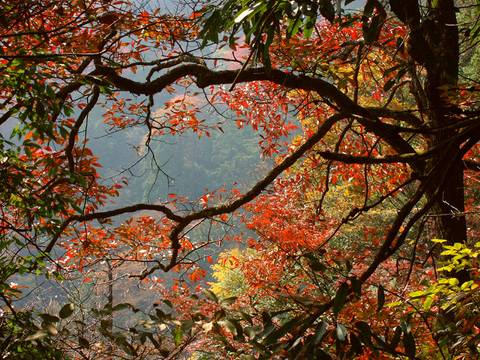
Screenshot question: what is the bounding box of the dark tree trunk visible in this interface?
[410,0,468,280]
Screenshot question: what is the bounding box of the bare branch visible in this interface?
[65,86,100,173]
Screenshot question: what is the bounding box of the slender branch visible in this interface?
[65,86,100,173]
[44,203,184,253]
[92,63,421,156]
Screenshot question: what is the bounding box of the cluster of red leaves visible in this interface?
[215,81,298,156]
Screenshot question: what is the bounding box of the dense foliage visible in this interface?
[1,0,480,358]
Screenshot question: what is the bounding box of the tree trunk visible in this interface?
[421,0,469,280]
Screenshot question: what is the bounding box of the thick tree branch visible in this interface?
[94,63,420,124]
[93,63,421,160]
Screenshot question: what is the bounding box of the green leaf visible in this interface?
[112,303,137,312]
[383,78,396,92]
[319,0,335,22]
[181,319,194,335]
[409,290,427,299]
[40,314,59,323]
[377,285,385,312]
[286,14,302,40]
[303,16,315,39]
[263,316,303,346]
[403,332,416,359]
[389,326,402,351]
[386,301,402,308]
[220,319,238,337]
[312,321,328,345]
[162,299,173,308]
[384,64,402,76]
[114,335,136,356]
[234,4,260,24]
[422,295,434,311]
[336,323,347,342]
[333,282,349,316]
[26,330,48,341]
[203,289,219,303]
[78,337,89,348]
[59,303,75,319]
[173,325,183,346]
[244,325,261,339]
[221,296,237,305]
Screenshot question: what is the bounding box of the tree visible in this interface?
[1,0,480,358]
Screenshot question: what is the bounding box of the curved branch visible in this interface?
[65,86,100,173]
[44,203,184,253]
[93,63,421,161]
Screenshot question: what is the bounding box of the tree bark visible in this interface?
[399,0,468,279]
[422,1,467,264]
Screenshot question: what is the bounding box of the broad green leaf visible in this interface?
[422,295,434,311]
[40,313,59,323]
[26,331,47,341]
[336,323,347,342]
[403,332,416,359]
[173,326,183,346]
[234,4,260,24]
[220,319,237,337]
[333,282,349,316]
[312,321,328,345]
[203,289,219,303]
[377,285,385,312]
[319,0,335,22]
[264,316,303,346]
[409,290,427,298]
[59,303,75,319]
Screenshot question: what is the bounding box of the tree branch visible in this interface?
[65,86,100,173]
[45,114,347,270]
[93,63,421,160]
[464,159,480,171]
